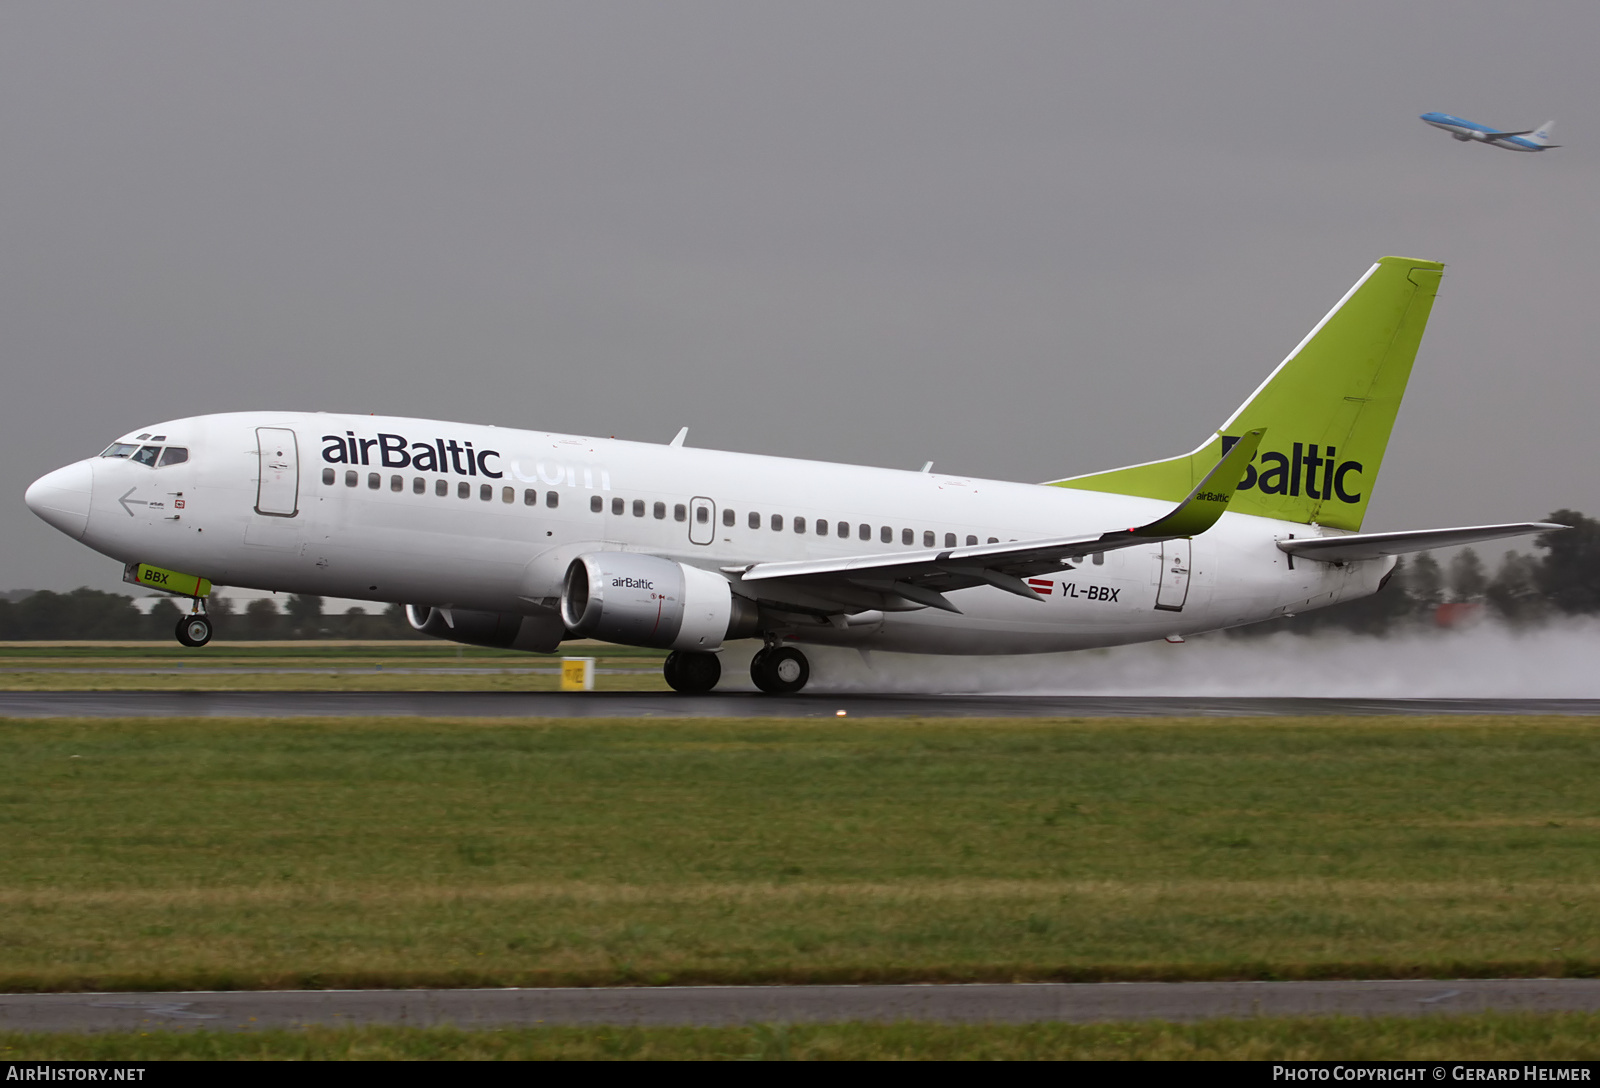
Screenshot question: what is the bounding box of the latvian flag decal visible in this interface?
[1026,578,1054,596]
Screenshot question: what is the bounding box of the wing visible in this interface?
[729,429,1264,616]
[1277,521,1565,563]
[1482,128,1536,139]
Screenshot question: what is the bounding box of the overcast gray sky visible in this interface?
[5,2,1597,594]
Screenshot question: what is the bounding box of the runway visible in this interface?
[2,691,1600,718]
[3,980,1598,1032]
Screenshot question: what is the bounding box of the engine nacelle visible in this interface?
[405,605,564,652]
[560,553,759,650]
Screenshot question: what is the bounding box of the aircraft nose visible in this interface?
[25,459,94,540]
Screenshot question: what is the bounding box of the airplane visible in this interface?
[25,256,1563,694]
[1420,113,1558,152]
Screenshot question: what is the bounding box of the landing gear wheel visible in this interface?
[175,614,213,648]
[663,650,721,693]
[751,646,809,694]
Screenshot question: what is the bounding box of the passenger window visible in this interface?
[859,524,871,541]
[591,495,604,513]
[696,505,709,523]
[322,468,335,486]
[502,487,514,503]
[612,497,624,515]
[723,508,735,527]
[653,501,666,519]
[436,479,448,497]
[131,446,160,467]
[966,535,977,546]
[479,483,492,501]
[369,473,381,490]
[771,514,783,531]
[633,499,645,517]
[458,481,470,499]
[838,521,850,539]
[748,511,760,529]
[988,537,998,544]
[903,528,914,545]
[1092,552,1105,566]
[880,526,892,543]
[945,533,956,548]
[816,519,828,536]
[525,489,537,506]
[794,516,806,534]
[923,530,934,547]
[675,503,687,522]
[413,477,425,494]
[157,447,188,467]
[345,470,358,487]
[549,492,560,509]
[391,475,404,492]
[100,443,138,459]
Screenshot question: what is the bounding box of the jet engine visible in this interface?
[405,605,565,653]
[560,553,759,650]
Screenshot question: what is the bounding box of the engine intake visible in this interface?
[561,553,758,649]
[405,605,564,653]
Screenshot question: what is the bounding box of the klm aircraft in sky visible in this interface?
[1420,113,1558,152]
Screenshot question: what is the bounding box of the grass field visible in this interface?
[1,714,1597,991]
[0,640,671,691]
[7,1013,1600,1060]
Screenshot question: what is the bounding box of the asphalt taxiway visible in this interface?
[2,691,1600,718]
[3,980,1598,1032]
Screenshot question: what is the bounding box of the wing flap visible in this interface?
[1278,521,1565,563]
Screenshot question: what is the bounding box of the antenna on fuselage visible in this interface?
[669,427,689,447]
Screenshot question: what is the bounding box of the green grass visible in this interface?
[0,715,1598,990]
[6,1014,1600,1060]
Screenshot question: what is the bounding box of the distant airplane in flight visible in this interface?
[1420,113,1558,152]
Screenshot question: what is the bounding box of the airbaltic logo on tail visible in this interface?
[1221,436,1364,502]
[322,432,502,478]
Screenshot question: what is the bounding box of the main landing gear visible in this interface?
[750,645,810,694]
[663,650,721,693]
[174,612,213,648]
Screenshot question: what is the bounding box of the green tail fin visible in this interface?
[1049,256,1444,531]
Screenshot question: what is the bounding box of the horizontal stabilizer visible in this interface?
[1277,521,1565,563]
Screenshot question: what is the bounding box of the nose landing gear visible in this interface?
[175,613,213,648]
[750,645,810,694]
[663,650,721,693]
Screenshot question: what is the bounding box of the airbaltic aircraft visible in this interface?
[26,256,1560,694]
[1420,113,1558,152]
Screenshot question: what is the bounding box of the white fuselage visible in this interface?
[37,411,1391,655]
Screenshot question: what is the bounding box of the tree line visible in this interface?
[0,591,422,641]
[3,510,1596,641]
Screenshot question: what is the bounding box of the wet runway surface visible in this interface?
[4,980,1598,1032]
[3,691,1600,718]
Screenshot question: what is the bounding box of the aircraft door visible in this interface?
[689,497,715,545]
[254,428,299,517]
[1154,539,1191,612]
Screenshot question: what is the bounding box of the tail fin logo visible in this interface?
[1222,436,1364,503]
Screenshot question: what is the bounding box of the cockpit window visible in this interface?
[157,447,188,467]
[100,443,138,459]
[130,446,161,467]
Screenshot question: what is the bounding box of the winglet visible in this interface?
[1118,428,1264,540]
